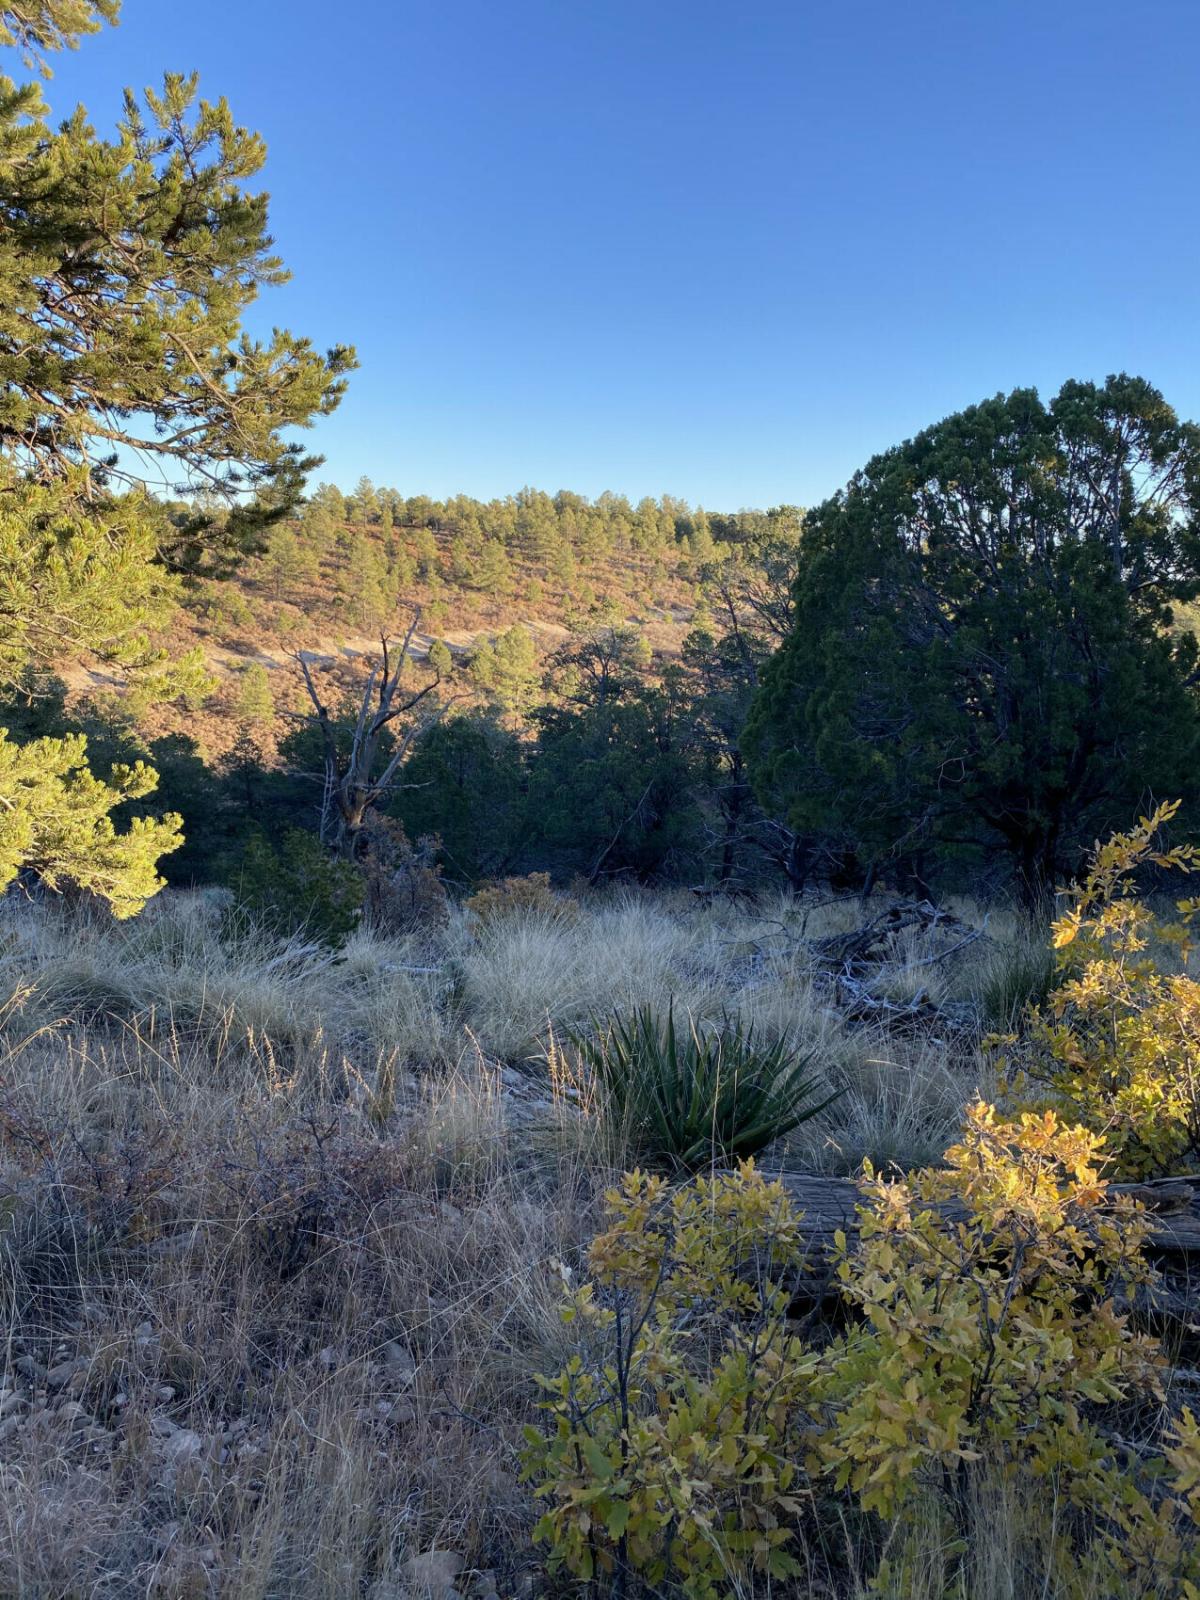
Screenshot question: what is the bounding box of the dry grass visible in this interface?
[0,885,1035,1595]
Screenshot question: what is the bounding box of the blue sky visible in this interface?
[42,0,1200,509]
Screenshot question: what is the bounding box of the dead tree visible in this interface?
[288,613,448,859]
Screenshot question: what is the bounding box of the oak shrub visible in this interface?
[525,1106,1200,1597]
[996,801,1200,1178]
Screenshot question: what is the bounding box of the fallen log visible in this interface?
[748,1170,1200,1334]
[761,1169,1200,1261]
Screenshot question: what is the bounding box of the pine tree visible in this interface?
[0,4,353,914]
[336,529,393,630]
[261,528,318,600]
[413,528,440,582]
[0,732,183,918]
[350,475,380,524]
[473,538,512,595]
[469,625,539,709]
[427,638,453,678]
[235,662,275,725]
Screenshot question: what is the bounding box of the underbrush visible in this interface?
[0,885,1001,1173]
[10,877,1186,1596]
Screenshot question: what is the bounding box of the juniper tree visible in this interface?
[745,376,1200,902]
[0,2,354,912]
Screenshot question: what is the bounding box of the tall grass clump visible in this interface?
[568,1003,838,1171]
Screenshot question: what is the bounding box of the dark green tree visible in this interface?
[394,711,527,882]
[745,377,1200,902]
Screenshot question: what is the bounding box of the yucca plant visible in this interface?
[568,1004,838,1171]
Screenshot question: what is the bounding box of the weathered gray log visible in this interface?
[758,1170,1200,1263]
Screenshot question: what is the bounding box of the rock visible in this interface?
[0,1392,25,1419]
[14,1355,44,1382]
[161,1427,204,1464]
[381,1341,417,1385]
[470,1572,498,1599]
[403,1550,464,1597]
[45,1360,79,1389]
[54,1400,88,1429]
[316,1345,340,1369]
[150,1414,179,1438]
[0,1414,23,1443]
[155,1385,176,1403]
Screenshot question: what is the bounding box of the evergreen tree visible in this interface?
[529,681,698,883]
[448,535,474,583]
[0,4,352,913]
[235,662,275,725]
[0,1,118,65]
[336,529,393,630]
[427,638,453,678]
[0,732,182,917]
[413,528,440,582]
[394,711,527,882]
[468,624,539,709]
[746,376,1200,901]
[550,539,577,589]
[473,537,512,594]
[261,528,318,600]
[349,475,380,524]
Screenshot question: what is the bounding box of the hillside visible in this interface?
[59,486,790,767]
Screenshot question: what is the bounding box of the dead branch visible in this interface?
[286,611,455,857]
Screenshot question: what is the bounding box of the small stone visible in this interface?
[150,1414,179,1438]
[0,1392,25,1419]
[155,1385,176,1403]
[316,1345,339,1369]
[403,1550,464,1597]
[161,1427,203,1463]
[45,1360,79,1389]
[381,1341,417,1385]
[0,1414,23,1443]
[14,1355,44,1382]
[54,1400,88,1428]
[470,1572,497,1598]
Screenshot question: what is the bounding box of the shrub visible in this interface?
[569,1004,836,1171]
[817,1102,1168,1592]
[228,827,363,946]
[995,801,1200,1177]
[360,815,448,934]
[522,1162,819,1595]
[525,1126,1200,1599]
[464,871,577,928]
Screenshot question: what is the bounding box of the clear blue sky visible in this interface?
[43,0,1200,510]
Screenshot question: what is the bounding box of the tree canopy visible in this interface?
[745,376,1200,900]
